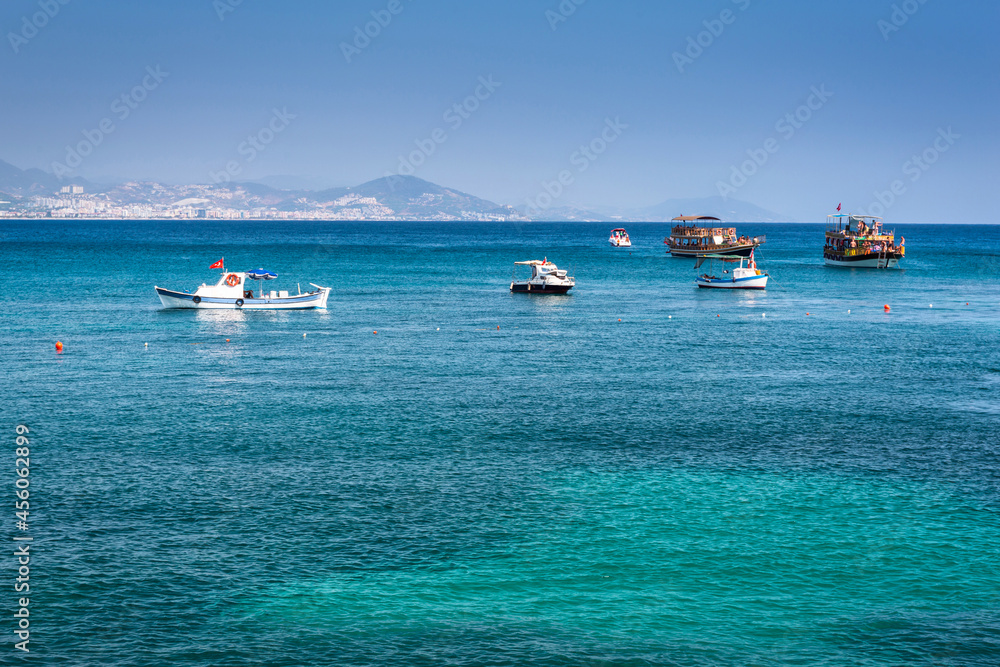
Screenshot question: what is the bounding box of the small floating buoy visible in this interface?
[618,319,621,322]
[884,304,891,312]
[373,331,377,335]
[668,316,672,319]
[144,342,148,347]
[806,313,810,316]
[303,333,307,338]
[717,314,721,317]
[497,325,500,330]
[226,339,230,343]
[436,328,440,331]
[848,309,851,314]
[55,341,63,352]
[929,304,933,308]
[762,313,766,318]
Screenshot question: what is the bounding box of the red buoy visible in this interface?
[55,341,63,352]
[884,304,891,312]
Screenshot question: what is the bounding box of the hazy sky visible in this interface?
[2,0,997,221]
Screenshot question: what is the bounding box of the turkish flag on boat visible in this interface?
[209,258,224,269]
[837,203,842,211]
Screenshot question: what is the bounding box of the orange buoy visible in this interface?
[618,319,621,322]
[373,331,377,335]
[884,304,890,312]
[497,325,500,330]
[806,313,810,316]
[55,341,63,352]
[226,339,230,343]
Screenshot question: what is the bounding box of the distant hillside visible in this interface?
[521,196,789,223]
[518,205,618,222]
[0,157,784,222]
[630,196,788,222]
[316,176,522,219]
[0,159,67,196]
[6,172,526,221]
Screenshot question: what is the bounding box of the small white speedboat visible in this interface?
[609,228,632,247]
[155,264,330,309]
[510,258,575,294]
[694,253,768,290]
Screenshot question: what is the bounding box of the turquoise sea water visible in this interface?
[2,220,999,665]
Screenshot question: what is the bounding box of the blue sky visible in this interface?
[2,0,997,221]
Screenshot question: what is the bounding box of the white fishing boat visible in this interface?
[155,260,330,309]
[695,252,768,290]
[608,228,632,247]
[510,258,575,294]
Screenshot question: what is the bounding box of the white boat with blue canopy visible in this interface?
[155,263,330,310]
[694,253,768,290]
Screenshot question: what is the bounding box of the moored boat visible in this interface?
[510,258,575,294]
[155,260,330,309]
[824,214,904,268]
[665,216,764,257]
[608,228,632,247]
[695,252,768,289]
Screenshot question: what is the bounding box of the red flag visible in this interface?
[837,203,842,212]
[210,258,224,269]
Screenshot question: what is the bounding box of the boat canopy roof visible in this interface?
[611,228,627,232]
[514,260,547,266]
[828,214,882,221]
[247,268,278,280]
[672,215,722,222]
[694,254,744,268]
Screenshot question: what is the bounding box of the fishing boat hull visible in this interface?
[696,275,768,289]
[824,251,902,269]
[668,243,758,258]
[155,286,330,310]
[609,240,632,248]
[510,282,573,294]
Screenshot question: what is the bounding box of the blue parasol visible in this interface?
[247,268,277,280]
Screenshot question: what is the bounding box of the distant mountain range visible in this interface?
[524,197,787,223]
[0,159,70,196]
[0,158,789,222]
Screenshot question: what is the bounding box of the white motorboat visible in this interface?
[510,258,575,294]
[609,228,632,247]
[694,252,768,290]
[155,262,330,309]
